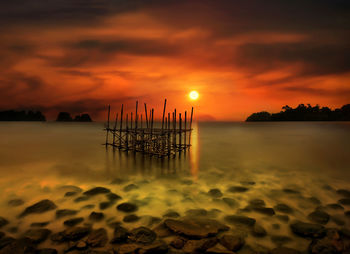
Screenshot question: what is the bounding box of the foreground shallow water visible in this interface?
[0,122,350,253]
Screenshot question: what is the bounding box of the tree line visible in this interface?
[0,110,92,122]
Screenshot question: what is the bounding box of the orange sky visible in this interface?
[0,1,349,121]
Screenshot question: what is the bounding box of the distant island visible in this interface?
[0,110,46,121]
[56,112,92,122]
[246,104,350,121]
[0,110,92,122]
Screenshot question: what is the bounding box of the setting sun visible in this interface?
[189,91,199,100]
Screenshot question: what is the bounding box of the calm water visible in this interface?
[0,121,350,251]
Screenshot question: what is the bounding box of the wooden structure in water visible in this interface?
[104,99,194,157]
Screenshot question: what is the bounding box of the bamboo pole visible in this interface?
[119,104,124,148]
[135,101,138,151]
[105,104,110,146]
[179,113,182,151]
[168,112,171,156]
[144,103,149,129]
[161,99,167,131]
[150,108,154,153]
[189,107,193,145]
[184,111,187,149]
[113,113,118,146]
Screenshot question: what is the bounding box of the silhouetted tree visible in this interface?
[56,112,73,121]
[0,110,46,121]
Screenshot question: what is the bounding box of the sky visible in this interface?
[0,0,350,121]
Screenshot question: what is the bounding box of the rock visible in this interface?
[283,188,300,194]
[51,227,91,242]
[183,238,218,253]
[164,218,229,239]
[227,186,249,193]
[0,237,36,254]
[74,196,90,202]
[251,224,267,237]
[272,223,280,230]
[208,209,222,218]
[163,211,180,218]
[270,235,292,245]
[36,248,58,254]
[276,215,289,222]
[64,191,78,197]
[0,217,9,228]
[75,240,88,250]
[208,189,223,198]
[339,198,350,206]
[87,228,108,247]
[99,201,114,210]
[337,189,350,197]
[290,221,326,238]
[326,203,344,210]
[123,184,138,192]
[224,215,256,227]
[249,199,265,207]
[138,240,168,254]
[219,234,244,251]
[186,209,207,217]
[252,207,275,216]
[274,203,293,214]
[307,197,321,205]
[308,210,330,225]
[309,229,344,254]
[81,204,95,209]
[19,199,57,217]
[345,210,350,218]
[56,209,78,219]
[117,243,140,254]
[8,199,24,207]
[57,185,83,192]
[271,247,301,254]
[206,243,235,254]
[222,198,238,208]
[171,237,186,249]
[110,225,129,243]
[123,214,140,223]
[331,215,345,226]
[152,223,173,238]
[30,222,49,227]
[117,202,138,212]
[129,227,156,244]
[89,212,104,221]
[23,228,51,243]
[0,236,15,250]
[64,217,84,227]
[106,193,122,201]
[83,187,110,196]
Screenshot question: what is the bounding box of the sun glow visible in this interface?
[189,90,199,100]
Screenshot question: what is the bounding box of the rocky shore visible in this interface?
[1,181,350,254]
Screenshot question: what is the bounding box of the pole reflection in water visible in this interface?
[189,122,199,178]
[104,124,199,179]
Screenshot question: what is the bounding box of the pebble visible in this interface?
[56,209,78,219]
[290,221,326,238]
[19,199,57,217]
[219,234,245,251]
[251,224,267,237]
[83,186,110,196]
[208,188,223,198]
[123,214,140,223]
[274,203,293,214]
[307,210,330,225]
[89,211,104,221]
[117,202,138,212]
[63,217,84,227]
[227,186,249,193]
[129,226,156,244]
[224,215,256,227]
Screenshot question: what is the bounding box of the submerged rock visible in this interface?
[163,210,180,218]
[83,187,110,196]
[251,224,267,237]
[270,235,292,245]
[106,193,122,201]
[222,197,238,208]
[117,202,138,213]
[23,228,51,244]
[336,189,350,198]
[182,238,217,253]
[139,240,168,253]
[339,198,350,206]
[81,204,95,210]
[271,247,301,254]
[19,199,57,217]
[252,207,275,216]
[30,222,50,227]
[170,237,186,249]
[64,217,84,227]
[89,212,104,221]
[123,184,139,192]
[50,227,91,242]
[8,199,24,207]
[64,191,78,197]
[283,188,300,194]
[208,188,223,198]
[164,218,229,239]
[224,215,256,227]
[307,210,330,225]
[87,228,108,247]
[110,225,129,244]
[185,209,207,217]
[325,203,344,210]
[74,196,90,203]
[129,227,156,244]
[123,214,140,223]
[56,209,78,219]
[274,203,293,214]
[249,199,265,208]
[0,217,9,228]
[219,234,245,251]
[99,201,114,210]
[227,186,249,193]
[276,215,289,222]
[290,221,326,238]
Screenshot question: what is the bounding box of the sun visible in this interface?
[189,90,199,100]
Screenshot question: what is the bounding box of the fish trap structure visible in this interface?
[104,99,194,157]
